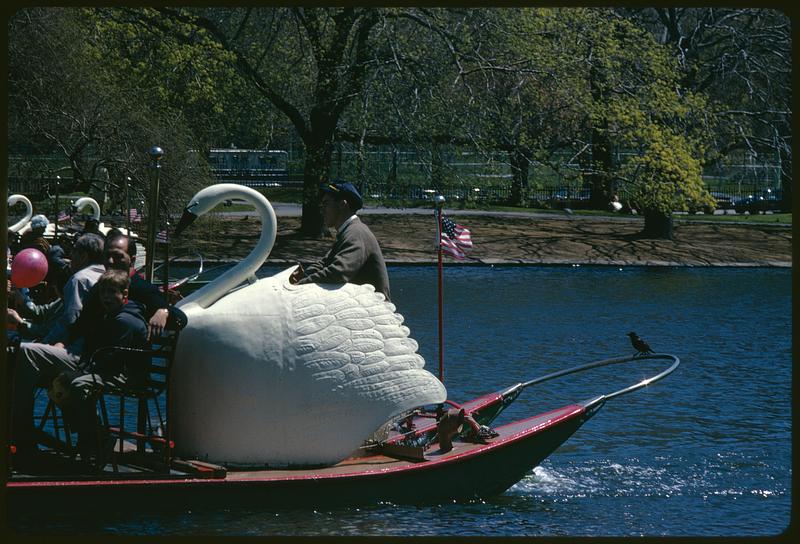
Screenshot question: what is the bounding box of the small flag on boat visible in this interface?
[437,211,473,259]
[57,209,71,223]
[156,229,168,244]
[129,208,142,223]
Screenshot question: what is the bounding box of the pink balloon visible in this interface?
[11,248,49,288]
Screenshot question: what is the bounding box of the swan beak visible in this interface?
[174,209,198,236]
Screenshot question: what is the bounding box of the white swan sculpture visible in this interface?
[8,194,33,233]
[172,184,446,467]
[72,196,107,234]
[70,196,145,267]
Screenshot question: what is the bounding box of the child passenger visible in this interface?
[61,268,149,404]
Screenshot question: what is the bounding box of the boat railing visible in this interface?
[501,353,681,406]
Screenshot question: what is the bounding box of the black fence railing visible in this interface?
[9,171,784,213]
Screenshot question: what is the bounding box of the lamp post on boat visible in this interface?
[145,146,164,282]
[53,175,60,239]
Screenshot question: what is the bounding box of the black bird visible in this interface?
[627,331,654,356]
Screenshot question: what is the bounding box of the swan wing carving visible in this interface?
[172,185,446,467]
[290,280,446,423]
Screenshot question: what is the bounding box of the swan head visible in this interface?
[174,207,199,236]
[174,186,220,235]
[71,197,101,220]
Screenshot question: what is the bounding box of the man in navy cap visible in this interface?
[289,182,391,301]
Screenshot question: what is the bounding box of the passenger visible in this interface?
[39,233,105,345]
[46,244,71,293]
[289,182,391,301]
[7,284,64,341]
[10,269,148,465]
[63,269,150,401]
[81,217,103,237]
[8,228,21,255]
[18,214,51,255]
[42,234,105,344]
[7,243,71,342]
[79,233,186,338]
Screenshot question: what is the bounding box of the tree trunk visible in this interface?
[334,143,343,179]
[431,145,443,191]
[300,134,334,236]
[642,210,674,239]
[508,147,529,207]
[355,140,365,195]
[588,63,613,210]
[779,144,792,213]
[588,124,613,210]
[387,145,398,195]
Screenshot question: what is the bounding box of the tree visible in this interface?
[99,7,499,234]
[573,9,715,237]
[8,8,207,215]
[107,7,387,235]
[452,7,714,234]
[618,121,712,238]
[454,8,587,207]
[620,8,792,211]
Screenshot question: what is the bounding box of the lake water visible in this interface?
[11,265,792,537]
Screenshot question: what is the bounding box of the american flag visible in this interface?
[129,208,142,223]
[438,212,473,259]
[156,229,168,244]
[57,209,71,223]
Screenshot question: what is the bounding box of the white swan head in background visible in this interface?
[8,194,33,233]
[72,196,134,239]
[72,196,101,221]
[172,184,446,467]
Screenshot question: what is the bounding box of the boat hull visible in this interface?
[7,402,599,511]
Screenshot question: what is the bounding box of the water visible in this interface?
[11,266,792,536]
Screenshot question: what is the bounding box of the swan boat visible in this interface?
[7,353,679,510]
[9,195,146,267]
[6,185,680,508]
[69,196,146,270]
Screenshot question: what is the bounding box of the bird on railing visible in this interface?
[627,331,654,357]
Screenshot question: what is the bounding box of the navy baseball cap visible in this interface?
[320,182,363,211]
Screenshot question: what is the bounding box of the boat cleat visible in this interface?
[466,424,499,444]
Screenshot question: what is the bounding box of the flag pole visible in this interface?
[54,175,60,240]
[124,175,131,235]
[162,221,170,295]
[434,195,445,384]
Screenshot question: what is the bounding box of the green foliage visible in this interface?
[620,125,714,215]
[84,8,288,151]
[14,6,779,230]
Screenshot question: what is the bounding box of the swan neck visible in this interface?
[8,195,33,232]
[178,186,277,310]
